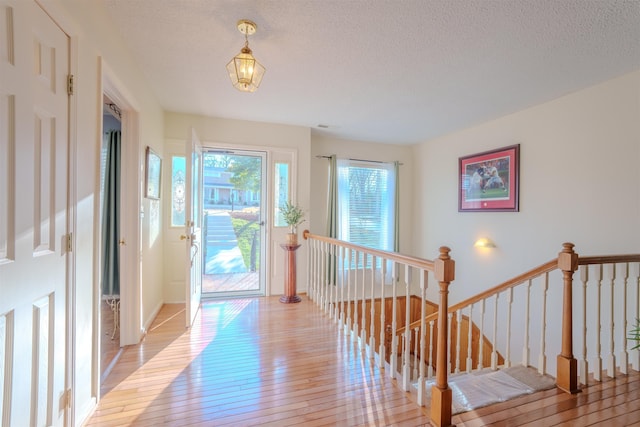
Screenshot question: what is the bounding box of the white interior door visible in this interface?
[185,128,203,327]
[0,1,69,425]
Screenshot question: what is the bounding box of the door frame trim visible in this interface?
[197,140,298,298]
[65,33,78,427]
[96,58,142,395]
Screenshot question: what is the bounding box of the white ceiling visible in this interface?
[102,0,640,145]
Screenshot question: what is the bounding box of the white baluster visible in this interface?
[522,279,531,367]
[331,245,340,323]
[320,241,327,312]
[378,259,387,369]
[345,249,352,334]
[491,293,499,370]
[455,309,462,374]
[313,240,322,305]
[594,264,603,381]
[428,320,435,378]
[307,237,313,301]
[413,328,419,380]
[400,334,406,380]
[324,242,329,315]
[417,269,428,405]
[360,253,367,346]
[538,273,548,375]
[448,312,454,374]
[329,244,336,320]
[352,251,359,343]
[402,265,412,391]
[579,265,589,385]
[369,255,376,360]
[505,287,513,368]
[633,262,640,372]
[317,240,322,304]
[478,299,485,370]
[325,242,331,315]
[316,239,321,303]
[338,246,345,326]
[389,262,398,378]
[307,239,313,301]
[466,304,473,373]
[607,263,616,378]
[620,263,629,375]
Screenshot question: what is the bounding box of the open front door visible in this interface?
[184,128,203,327]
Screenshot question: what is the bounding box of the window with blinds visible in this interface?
[337,159,396,267]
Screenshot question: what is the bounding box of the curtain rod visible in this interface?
[315,155,403,166]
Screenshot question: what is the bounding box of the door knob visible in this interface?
[180,235,189,241]
[118,239,126,246]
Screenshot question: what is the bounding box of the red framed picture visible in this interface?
[459,144,520,212]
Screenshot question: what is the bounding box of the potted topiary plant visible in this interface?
[279,201,305,245]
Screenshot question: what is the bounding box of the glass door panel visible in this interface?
[201,150,266,297]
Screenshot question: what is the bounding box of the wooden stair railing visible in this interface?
[303,230,455,427]
[395,259,557,377]
[395,243,640,398]
[303,232,640,425]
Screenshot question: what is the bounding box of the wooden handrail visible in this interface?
[306,229,640,419]
[578,254,640,265]
[304,230,454,424]
[397,253,640,335]
[303,230,435,271]
[398,259,558,334]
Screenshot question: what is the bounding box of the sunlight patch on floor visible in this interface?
[103,299,255,417]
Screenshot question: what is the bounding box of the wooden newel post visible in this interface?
[280,243,302,303]
[431,246,455,427]
[556,242,580,394]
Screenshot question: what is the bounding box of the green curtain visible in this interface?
[101,130,121,296]
[326,155,338,238]
[326,155,338,283]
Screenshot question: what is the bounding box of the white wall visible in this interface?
[413,70,640,304]
[309,134,415,256]
[163,112,311,300]
[40,0,164,424]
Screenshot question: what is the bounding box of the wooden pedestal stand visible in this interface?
[279,243,301,303]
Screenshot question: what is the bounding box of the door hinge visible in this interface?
[67,233,73,252]
[67,74,74,96]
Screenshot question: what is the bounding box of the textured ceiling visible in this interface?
[102,0,640,145]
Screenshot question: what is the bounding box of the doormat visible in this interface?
[417,365,556,414]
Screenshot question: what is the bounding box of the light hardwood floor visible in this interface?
[101,299,121,382]
[86,297,640,426]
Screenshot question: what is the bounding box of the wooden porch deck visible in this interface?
[202,272,260,293]
[86,296,640,426]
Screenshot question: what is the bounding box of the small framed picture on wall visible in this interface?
[459,144,520,212]
[145,146,162,200]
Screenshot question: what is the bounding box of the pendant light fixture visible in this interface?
[226,19,266,93]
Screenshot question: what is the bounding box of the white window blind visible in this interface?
[337,159,396,256]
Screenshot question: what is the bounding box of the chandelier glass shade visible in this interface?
[226,20,265,93]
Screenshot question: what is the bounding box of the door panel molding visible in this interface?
[0,2,70,425]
